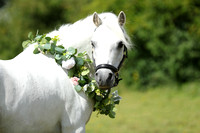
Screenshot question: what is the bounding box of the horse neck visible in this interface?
[48,15,96,59]
[47,16,97,78]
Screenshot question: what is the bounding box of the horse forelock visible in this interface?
[98,13,132,49]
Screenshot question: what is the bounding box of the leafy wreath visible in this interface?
[22,32,122,118]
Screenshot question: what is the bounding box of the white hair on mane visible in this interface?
[48,12,132,54]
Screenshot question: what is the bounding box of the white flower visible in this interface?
[62,57,75,70]
[83,84,88,92]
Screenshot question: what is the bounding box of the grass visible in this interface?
[86,82,200,133]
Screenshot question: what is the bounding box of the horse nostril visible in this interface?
[108,73,113,80]
[95,72,98,76]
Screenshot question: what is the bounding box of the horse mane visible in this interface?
[47,12,132,50]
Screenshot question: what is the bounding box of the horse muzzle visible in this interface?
[95,69,116,90]
[95,64,120,90]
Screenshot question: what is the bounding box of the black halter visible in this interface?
[95,45,128,87]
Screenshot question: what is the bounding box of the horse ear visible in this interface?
[118,11,126,26]
[93,12,102,27]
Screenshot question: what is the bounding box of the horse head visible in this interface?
[91,11,130,90]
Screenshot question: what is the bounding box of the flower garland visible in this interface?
[22,32,122,118]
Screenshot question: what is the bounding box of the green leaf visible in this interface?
[55,54,62,60]
[88,92,95,98]
[90,82,96,91]
[41,37,47,44]
[78,53,84,57]
[65,54,71,60]
[86,86,94,93]
[50,43,56,54]
[28,32,34,40]
[22,40,31,49]
[43,43,51,50]
[33,48,40,54]
[113,95,122,102]
[38,45,44,51]
[78,80,86,86]
[84,59,92,63]
[52,35,59,41]
[109,111,116,118]
[78,76,87,86]
[57,45,65,49]
[94,102,100,109]
[81,69,90,76]
[61,55,67,61]
[103,98,109,104]
[114,100,120,105]
[68,47,77,55]
[45,37,51,42]
[76,57,84,66]
[55,46,65,54]
[56,59,62,66]
[96,95,102,101]
[105,104,112,110]
[75,85,82,92]
[67,68,75,77]
[34,35,42,42]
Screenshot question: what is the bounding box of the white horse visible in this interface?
[0,11,131,133]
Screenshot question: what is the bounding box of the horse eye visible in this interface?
[117,41,124,49]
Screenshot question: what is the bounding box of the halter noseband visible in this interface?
[95,45,128,87]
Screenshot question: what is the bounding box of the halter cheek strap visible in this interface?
[117,45,128,70]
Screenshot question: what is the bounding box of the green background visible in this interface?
[1,0,200,132]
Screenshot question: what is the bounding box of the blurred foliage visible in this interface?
[0,0,200,88]
[0,0,6,8]
[122,0,200,87]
